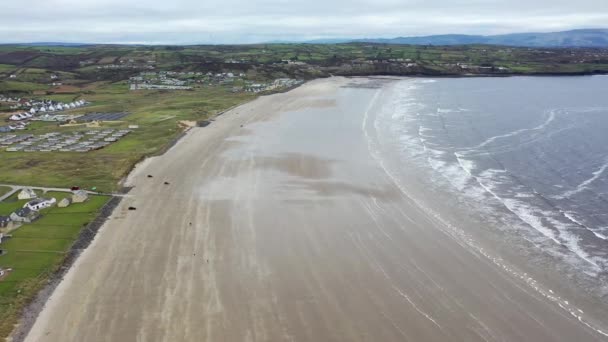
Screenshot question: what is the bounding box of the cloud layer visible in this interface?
[1,0,607,44]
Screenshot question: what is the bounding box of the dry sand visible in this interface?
[23,77,608,341]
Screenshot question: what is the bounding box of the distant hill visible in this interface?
[0,42,92,47]
[5,29,608,48]
[348,29,608,47]
[295,29,608,48]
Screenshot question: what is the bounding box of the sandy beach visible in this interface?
[23,77,608,341]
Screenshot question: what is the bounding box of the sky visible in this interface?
[1,0,607,44]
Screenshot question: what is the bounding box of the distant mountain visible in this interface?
[0,42,91,47]
[291,29,608,48]
[348,29,608,48]
[5,29,608,48]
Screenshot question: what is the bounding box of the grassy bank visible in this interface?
[0,83,255,192]
[0,192,110,339]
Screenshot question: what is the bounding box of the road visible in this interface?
[0,183,126,202]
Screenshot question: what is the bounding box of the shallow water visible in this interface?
[373,76,608,283]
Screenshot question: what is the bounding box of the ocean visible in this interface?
[371,76,608,291]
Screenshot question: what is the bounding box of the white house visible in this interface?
[29,108,37,114]
[72,190,89,203]
[17,188,37,200]
[24,198,56,211]
[58,197,72,208]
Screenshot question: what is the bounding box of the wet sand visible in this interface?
[24,77,608,341]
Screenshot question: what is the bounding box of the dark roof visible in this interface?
[14,207,32,217]
[0,216,10,223]
[26,198,52,206]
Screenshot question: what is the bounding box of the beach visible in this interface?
[23,77,608,341]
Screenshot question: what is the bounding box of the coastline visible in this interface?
[9,83,306,341]
[5,91,269,341]
[8,194,127,342]
[17,76,608,341]
[336,70,608,78]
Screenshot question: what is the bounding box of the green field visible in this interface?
[0,192,110,338]
[0,83,255,192]
[0,80,49,93]
[0,64,16,74]
[0,187,11,198]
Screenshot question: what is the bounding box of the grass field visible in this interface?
[0,81,50,93]
[0,82,255,192]
[0,192,110,339]
[0,64,16,74]
[0,187,12,199]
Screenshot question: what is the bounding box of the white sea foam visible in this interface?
[387,81,607,275]
[460,109,557,153]
[437,108,469,114]
[554,161,608,200]
[364,81,608,338]
[564,211,608,241]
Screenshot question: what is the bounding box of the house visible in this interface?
[72,190,89,203]
[0,216,11,229]
[58,197,72,208]
[24,198,56,211]
[17,188,37,200]
[10,207,40,223]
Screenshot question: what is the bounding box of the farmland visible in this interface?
[0,44,605,192]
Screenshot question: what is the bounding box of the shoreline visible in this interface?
[17,76,608,341]
[336,70,608,78]
[8,193,127,342]
[9,85,289,341]
[6,92,270,341]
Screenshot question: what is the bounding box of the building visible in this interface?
[17,188,37,200]
[24,198,56,211]
[0,216,11,229]
[72,190,89,203]
[58,197,72,208]
[10,207,40,223]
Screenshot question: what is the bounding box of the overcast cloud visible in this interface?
[1,0,607,44]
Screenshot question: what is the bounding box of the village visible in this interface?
[0,95,89,132]
[1,128,132,152]
[128,70,303,92]
[0,184,108,284]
